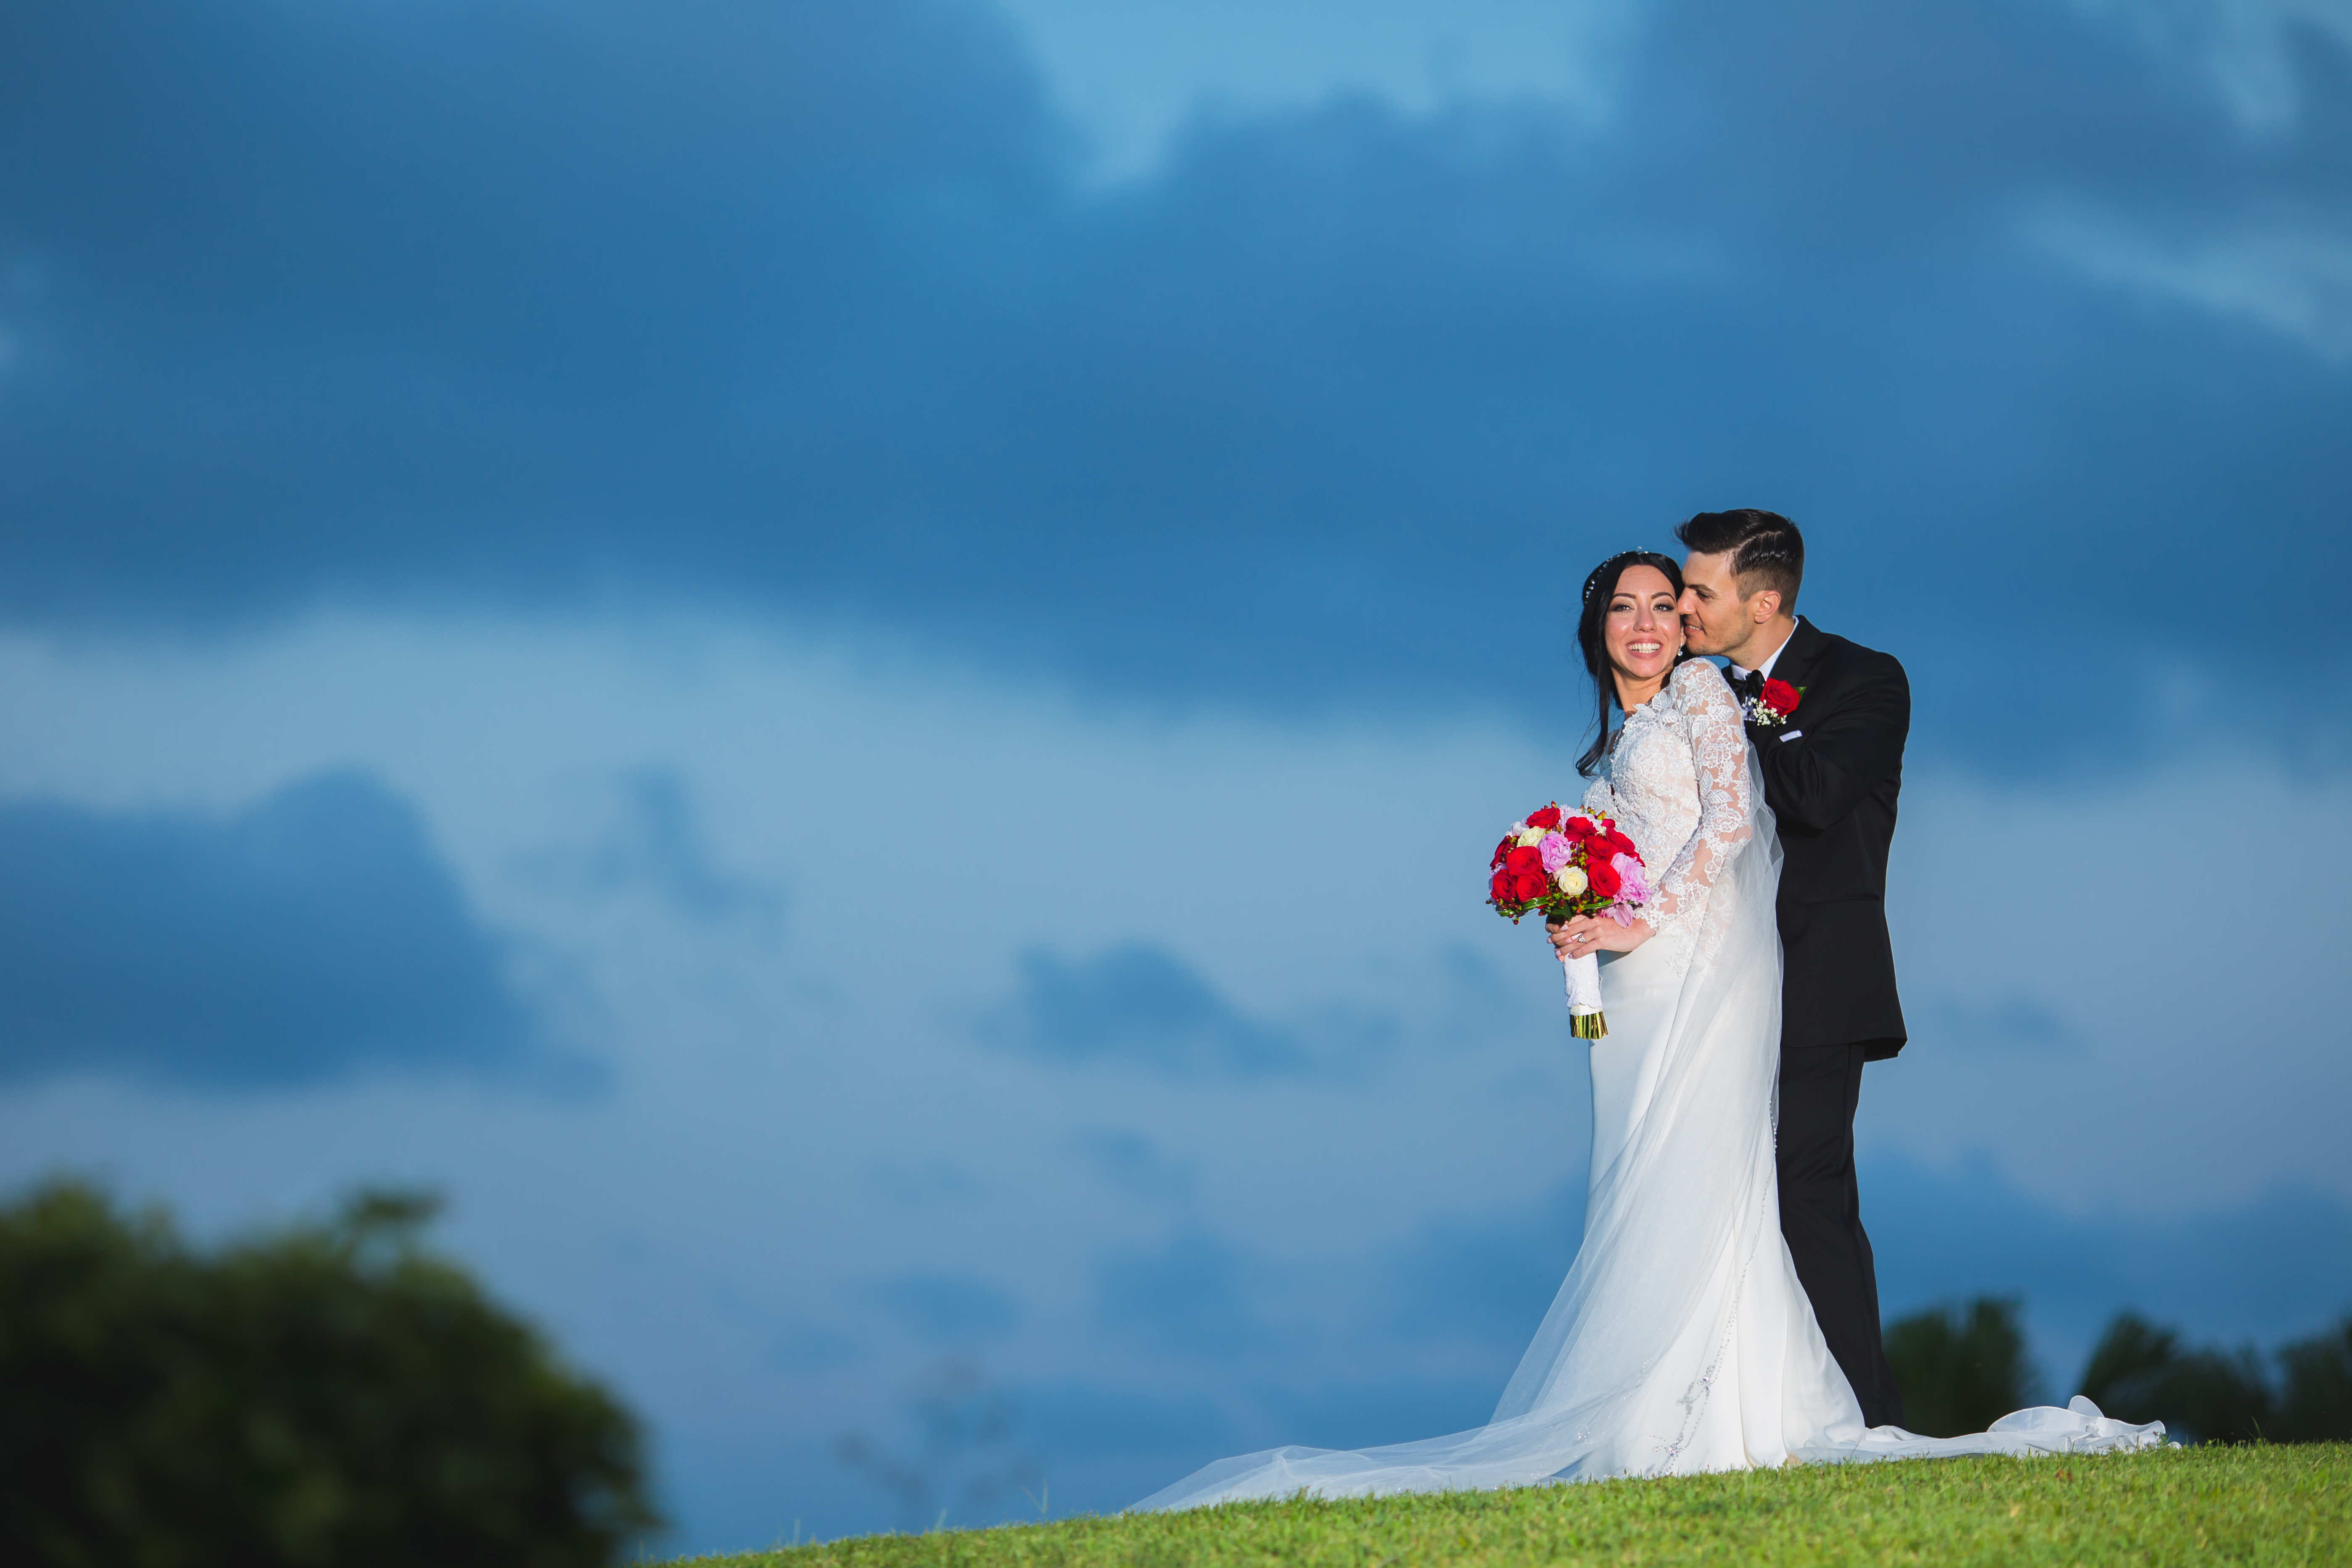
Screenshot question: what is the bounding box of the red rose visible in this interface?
[1604,829,1637,858]
[1761,678,1800,716]
[1505,845,1543,876]
[1490,868,1515,903]
[1491,835,1515,870]
[1565,815,1595,838]
[1511,869,1549,902]
[1585,859,1622,899]
[1526,805,1563,831]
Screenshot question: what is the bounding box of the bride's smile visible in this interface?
[1602,564,1685,712]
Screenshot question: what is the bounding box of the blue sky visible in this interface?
[2,0,2349,1552]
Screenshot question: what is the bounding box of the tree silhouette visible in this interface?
[1882,1297,2039,1437]
[0,1179,659,1567]
[2080,1307,2352,1444]
[2273,1316,2352,1442]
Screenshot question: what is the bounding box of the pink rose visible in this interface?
[1611,852,1649,904]
[1538,832,1575,874]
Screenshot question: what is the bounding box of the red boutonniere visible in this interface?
[1746,679,1802,727]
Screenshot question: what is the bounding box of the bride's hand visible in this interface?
[1549,913,1653,955]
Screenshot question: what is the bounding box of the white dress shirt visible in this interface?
[1729,616,1803,684]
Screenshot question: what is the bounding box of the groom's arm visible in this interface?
[1755,652,1909,833]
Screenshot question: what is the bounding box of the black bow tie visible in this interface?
[1730,668,1764,701]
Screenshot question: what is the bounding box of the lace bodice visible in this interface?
[1581,660,1754,967]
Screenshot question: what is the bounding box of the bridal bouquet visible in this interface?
[1487,804,1649,1039]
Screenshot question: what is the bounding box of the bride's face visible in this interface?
[1604,565,1683,683]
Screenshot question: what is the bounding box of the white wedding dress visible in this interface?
[1135,659,2162,1513]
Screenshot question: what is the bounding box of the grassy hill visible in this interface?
[675,1443,2349,1568]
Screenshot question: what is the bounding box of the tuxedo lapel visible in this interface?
[1740,618,1824,742]
[1768,617,1826,691]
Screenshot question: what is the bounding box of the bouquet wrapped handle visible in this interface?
[1561,949,1607,1040]
[1487,801,1637,1045]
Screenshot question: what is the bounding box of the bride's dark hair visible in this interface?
[1575,550,1689,777]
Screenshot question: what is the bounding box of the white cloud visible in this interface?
[2075,0,2352,131]
[2030,203,2352,361]
[995,0,2352,182]
[991,0,1638,179]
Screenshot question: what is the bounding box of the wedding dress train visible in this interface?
[1134,660,2161,1513]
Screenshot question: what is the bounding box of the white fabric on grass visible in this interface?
[1134,663,2160,1511]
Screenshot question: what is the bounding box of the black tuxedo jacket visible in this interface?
[1743,619,1909,1058]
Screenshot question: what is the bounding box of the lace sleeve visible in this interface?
[1641,662,1754,964]
[1580,776,1619,821]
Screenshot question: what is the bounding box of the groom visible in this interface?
[1675,509,1910,1430]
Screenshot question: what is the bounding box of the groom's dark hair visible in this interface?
[1675,509,1804,609]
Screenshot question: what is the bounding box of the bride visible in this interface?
[1134,550,2162,1511]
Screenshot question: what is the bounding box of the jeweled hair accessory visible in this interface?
[1581,550,1666,604]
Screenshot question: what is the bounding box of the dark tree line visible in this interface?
[0,1180,660,1568]
[1886,1294,2352,1443]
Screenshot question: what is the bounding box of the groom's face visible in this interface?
[1674,555,1750,658]
[1677,551,1774,661]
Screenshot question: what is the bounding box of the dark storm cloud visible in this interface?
[1069,1129,1195,1201]
[1018,1381,1234,1459]
[1867,1153,2352,1366]
[1384,1178,1588,1355]
[523,770,783,928]
[1924,996,2083,1051]
[2,0,2347,758]
[976,944,1312,1076]
[0,772,537,1086]
[1095,1231,1270,1357]
[870,1272,1023,1340]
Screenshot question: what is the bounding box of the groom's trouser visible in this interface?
[1777,1040,1904,1429]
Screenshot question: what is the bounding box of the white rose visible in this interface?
[1555,865,1588,896]
[1517,827,1548,848]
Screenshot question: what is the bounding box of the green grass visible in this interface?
[673,1443,2351,1568]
